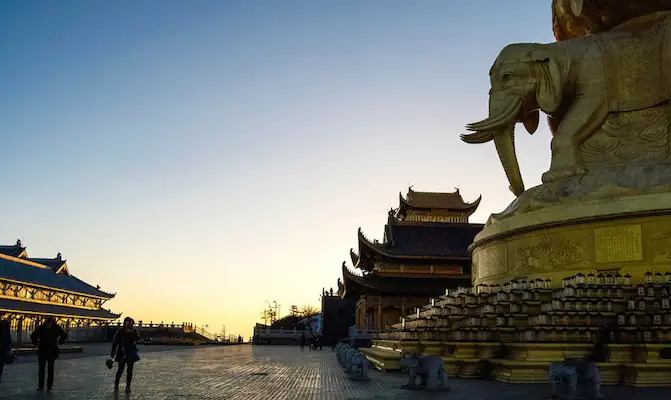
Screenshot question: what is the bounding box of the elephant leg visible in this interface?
[360,360,368,378]
[402,371,417,389]
[550,379,560,399]
[586,366,604,400]
[542,99,608,184]
[439,370,449,390]
[425,374,436,390]
[566,374,579,400]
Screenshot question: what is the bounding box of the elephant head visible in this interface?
[462,43,564,196]
[399,354,419,370]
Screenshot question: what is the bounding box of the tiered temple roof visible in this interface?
[0,239,118,320]
[358,220,483,260]
[397,187,482,219]
[339,188,484,298]
[339,262,466,298]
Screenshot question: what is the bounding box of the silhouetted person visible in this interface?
[30,317,67,391]
[299,331,306,350]
[111,317,140,393]
[0,319,11,385]
[587,322,616,362]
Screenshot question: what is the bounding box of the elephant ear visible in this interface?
[531,48,563,114]
[523,110,539,134]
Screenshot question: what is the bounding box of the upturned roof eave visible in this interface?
[398,192,482,215]
[356,228,472,261]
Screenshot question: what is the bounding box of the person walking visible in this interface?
[30,317,67,391]
[110,317,140,393]
[0,319,11,385]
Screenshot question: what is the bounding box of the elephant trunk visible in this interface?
[462,94,525,196]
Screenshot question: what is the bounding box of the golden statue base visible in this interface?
[364,340,671,386]
[470,192,671,286]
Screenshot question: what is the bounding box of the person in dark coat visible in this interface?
[110,317,140,393]
[0,319,11,385]
[299,331,306,350]
[30,317,67,391]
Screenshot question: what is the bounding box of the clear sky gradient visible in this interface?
[1,1,557,338]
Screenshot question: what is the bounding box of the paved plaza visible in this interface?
[1,345,670,399]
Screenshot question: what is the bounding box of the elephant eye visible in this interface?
[502,73,515,83]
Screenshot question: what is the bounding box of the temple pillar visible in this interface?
[377,296,382,331]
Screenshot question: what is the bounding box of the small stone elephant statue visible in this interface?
[399,354,450,391]
[347,351,370,381]
[337,343,351,365]
[549,360,603,400]
[343,348,358,371]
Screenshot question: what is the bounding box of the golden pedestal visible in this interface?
[419,340,444,356]
[362,340,403,371]
[396,339,421,355]
[361,346,402,371]
[490,344,625,385]
[622,344,671,387]
[440,342,499,378]
[470,193,671,287]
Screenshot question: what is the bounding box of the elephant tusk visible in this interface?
[494,126,525,196]
[466,97,522,132]
[460,131,495,144]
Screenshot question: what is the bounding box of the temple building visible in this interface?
[0,240,119,341]
[337,188,484,331]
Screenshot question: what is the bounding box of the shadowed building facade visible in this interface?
[0,240,119,342]
[337,188,484,331]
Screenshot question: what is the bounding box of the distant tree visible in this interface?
[289,305,299,317]
[300,305,320,317]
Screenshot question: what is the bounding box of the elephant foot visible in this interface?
[401,384,418,390]
[541,166,586,184]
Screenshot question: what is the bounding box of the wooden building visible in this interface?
[0,240,119,341]
[337,188,484,331]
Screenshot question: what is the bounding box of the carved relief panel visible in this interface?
[513,235,585,274]
[472,242,507,284]
[647,231,671,263]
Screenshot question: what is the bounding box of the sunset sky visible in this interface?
[0,1,556,338]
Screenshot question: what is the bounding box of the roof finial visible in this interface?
[454,186,460,194]
[56,252,62,261]
[16,239,21,247]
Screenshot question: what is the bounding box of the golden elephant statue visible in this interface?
[462,11,671,196]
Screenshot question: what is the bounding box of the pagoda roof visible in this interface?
[0,240,27,258]
[349,249,359,268]
[27,253,69,275]
[357,220,483,260]
[0,297,120,320]
[0,256,115,299]
[399,187,481,215]
[340,263,468,298]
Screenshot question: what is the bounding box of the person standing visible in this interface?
[30,317,67,391]
[110,317,140,393]
[299,331,306,350]
[0,319,11,385]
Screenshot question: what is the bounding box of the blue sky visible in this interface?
[0,1,556,337]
